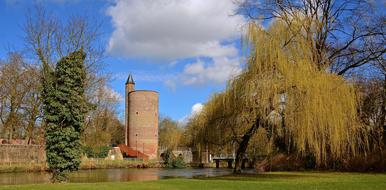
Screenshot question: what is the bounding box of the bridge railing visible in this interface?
[212,155,235,160]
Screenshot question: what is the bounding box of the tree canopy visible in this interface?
[188,18,368,172]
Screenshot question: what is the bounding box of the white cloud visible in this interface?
[164,79,177,91]
[107,0,244,60]
[178,102,204,127]
[103,86,124,103]
[191,103,203,116]
[107,0,245,87]
[181,57,242,85]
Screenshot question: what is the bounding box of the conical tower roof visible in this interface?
[126,74,135,84]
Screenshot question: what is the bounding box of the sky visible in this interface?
[0,0,246,122]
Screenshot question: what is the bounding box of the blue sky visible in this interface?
[0,0,245,122]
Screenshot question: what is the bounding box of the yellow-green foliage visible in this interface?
[159,118,184,150]
[244,20,366,163]
[248,128,271,157]
[188,19,367,165]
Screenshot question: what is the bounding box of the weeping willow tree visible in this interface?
[186,93,235,158]
[188,17,368,173]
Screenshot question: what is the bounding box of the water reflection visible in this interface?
[0,172,51,185]
[0,168,237,185]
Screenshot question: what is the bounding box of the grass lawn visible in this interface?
[0,172,385,190]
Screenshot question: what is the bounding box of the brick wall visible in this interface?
[128,90,159,160]
[0,145,46,163]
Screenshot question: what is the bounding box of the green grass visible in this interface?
[0,162,47,173]
[0,172,385,190]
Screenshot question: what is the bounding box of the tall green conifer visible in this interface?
[42,49,88,182]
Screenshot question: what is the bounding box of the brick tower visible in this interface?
[125,74,159,159]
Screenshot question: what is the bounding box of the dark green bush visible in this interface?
[171,155,186,168]
[83,146,111,158]
[94,146,111,158]
[161,149,186,168]
[82,146,94,158]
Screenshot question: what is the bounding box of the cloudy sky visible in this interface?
[0,0,246,121]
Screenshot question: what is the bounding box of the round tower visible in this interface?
[125,74,159,159]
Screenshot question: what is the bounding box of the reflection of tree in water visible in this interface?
[69,169,110,183]
[0,172,51,185]
[124,169,159,181]
[0,168,237,185]
[70,168,160,182]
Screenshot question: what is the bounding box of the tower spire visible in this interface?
[125,73,135,146]
[126,74,135,84]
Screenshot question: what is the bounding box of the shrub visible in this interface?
[161,149,186,168]
[83,146,111,158]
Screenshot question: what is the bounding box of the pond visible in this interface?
[0,168,245,185]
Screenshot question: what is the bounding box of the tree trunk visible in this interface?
[25,108,38,145]
[6,111,16,141]
[381,75,386,147]
[234,118,261,173]
[24,123,34,145]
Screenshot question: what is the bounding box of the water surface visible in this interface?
[0,168,238,185]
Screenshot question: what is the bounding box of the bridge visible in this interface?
[212,156,249,169]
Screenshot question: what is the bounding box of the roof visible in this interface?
[126,74,135,84]
[117,144,148,161]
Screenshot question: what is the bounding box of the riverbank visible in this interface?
[0,159,161,173]
[0,172,385,190]
[0,159,228,173]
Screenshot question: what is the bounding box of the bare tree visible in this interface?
[82,85,123,150]
[0,6,110,145]
[23,6,108,134]
[356,76,386,149]
[22,64,43,144]
[0,53,42,142]
[23,6,106,102]
[24,6,104,69]
[236,0,385,76]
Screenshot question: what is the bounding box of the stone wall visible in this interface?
[105,147,124,160]
[172,150,193,163]
[159,147,193,163]
[0,145,46,163]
